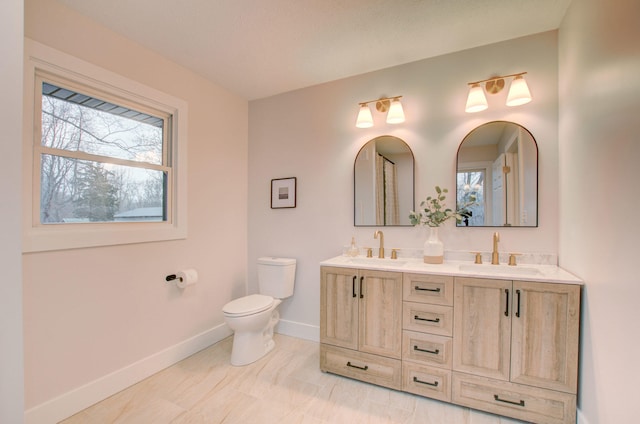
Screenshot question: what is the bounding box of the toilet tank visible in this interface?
[257,257,296,299]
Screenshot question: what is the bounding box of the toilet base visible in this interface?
[229,310,279,366]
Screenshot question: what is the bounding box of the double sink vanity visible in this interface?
[330,119,581,423]
[319,249,582,424]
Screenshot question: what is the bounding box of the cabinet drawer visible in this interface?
[403,302,453,336]
[320,344,401,390]
[402,330,452,369]
[452,372,577,424]
[403,362,451,402]
[403,273,453,305]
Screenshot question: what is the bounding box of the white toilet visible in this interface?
[222,257,296,366]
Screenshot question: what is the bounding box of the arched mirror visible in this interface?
[354,135,414,226]
[456,121,538,227]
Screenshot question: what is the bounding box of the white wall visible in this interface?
[23,0,248,420]
[248,31,560,339]
[0,0,25,422]
[558,0,640,422]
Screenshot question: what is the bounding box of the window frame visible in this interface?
[23,39,188,252]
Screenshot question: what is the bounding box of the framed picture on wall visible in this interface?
[271,177,297,209]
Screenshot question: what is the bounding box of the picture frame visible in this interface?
[271,177,297,209]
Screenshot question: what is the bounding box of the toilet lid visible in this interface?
[223,294,274,316]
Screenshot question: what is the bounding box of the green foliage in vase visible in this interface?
[409,186,476,227]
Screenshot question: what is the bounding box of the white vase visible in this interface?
[423,226,444,264]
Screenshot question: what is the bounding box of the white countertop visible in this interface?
[320,255,583,285]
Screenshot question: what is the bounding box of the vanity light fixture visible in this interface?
[465,72,532,113]
[355,96,405,128]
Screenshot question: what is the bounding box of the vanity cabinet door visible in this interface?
[358,269,403,359]
[320,266,358,350]
[453,277,512,381]
[510,281,580,394]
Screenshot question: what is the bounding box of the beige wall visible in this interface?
[23,0,248,417]
[559,0,640,423]
[248,31,560,337]
[0,0,24,422]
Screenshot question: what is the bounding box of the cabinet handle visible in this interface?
[415,285,441,293]
[414,315,440,323]
[515,289,521,318]
[352,276,357,298]
[504,289,510,316]
[413,376,438,387]
[346,361,368,371]
[413,345,440,355]
[359,276,364,299]
[494,394,525,407]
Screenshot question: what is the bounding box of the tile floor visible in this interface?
[61,334,526,423]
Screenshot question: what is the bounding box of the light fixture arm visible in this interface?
[359,96,403,112]
[467,72,527,87]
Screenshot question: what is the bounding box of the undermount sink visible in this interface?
[348,257,407,267]
[457,263,542,276]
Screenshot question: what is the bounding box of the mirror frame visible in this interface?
[354,135,415,227]
[456,121,539,227]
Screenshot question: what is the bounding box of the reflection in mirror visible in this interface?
[354,136,414,226]
[456,121,538,227]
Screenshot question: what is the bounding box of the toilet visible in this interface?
[222,257,296,366]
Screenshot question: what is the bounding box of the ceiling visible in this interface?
[56,0,571,100]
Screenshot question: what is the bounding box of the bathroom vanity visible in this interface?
[319,256,582,424]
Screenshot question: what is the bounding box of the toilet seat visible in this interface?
[223,294,274,317]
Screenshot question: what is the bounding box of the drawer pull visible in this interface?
[414,315,440,323]
[413,345,440,355]
[346,361,368,371]
[415,285,441,293]
[413,376,438,387]
[494,394,525,407]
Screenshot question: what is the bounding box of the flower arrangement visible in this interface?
[409,186,475,227]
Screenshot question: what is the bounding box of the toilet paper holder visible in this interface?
[165,269,198,288]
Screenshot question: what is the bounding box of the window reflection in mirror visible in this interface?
[456,121,538,227]
[354,136,414,226]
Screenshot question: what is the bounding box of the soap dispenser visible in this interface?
[347,237,360,257]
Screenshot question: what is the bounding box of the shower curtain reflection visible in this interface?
[375,154,399,225]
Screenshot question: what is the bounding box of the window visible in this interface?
[456,169,486,226]
[24,40,187,252]
[37,78,170,224]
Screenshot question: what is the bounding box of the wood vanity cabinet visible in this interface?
[452,276,581,424]
[319,265,581,424]
[320,266,403,389]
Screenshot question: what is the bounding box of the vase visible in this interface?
[423,226,444,264]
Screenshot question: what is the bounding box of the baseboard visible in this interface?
[276,318,319,342]
[24,324,233,424]
[577,408,588,424]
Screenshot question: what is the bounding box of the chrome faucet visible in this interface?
[374,230,385,258]
[491,232,500,265]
